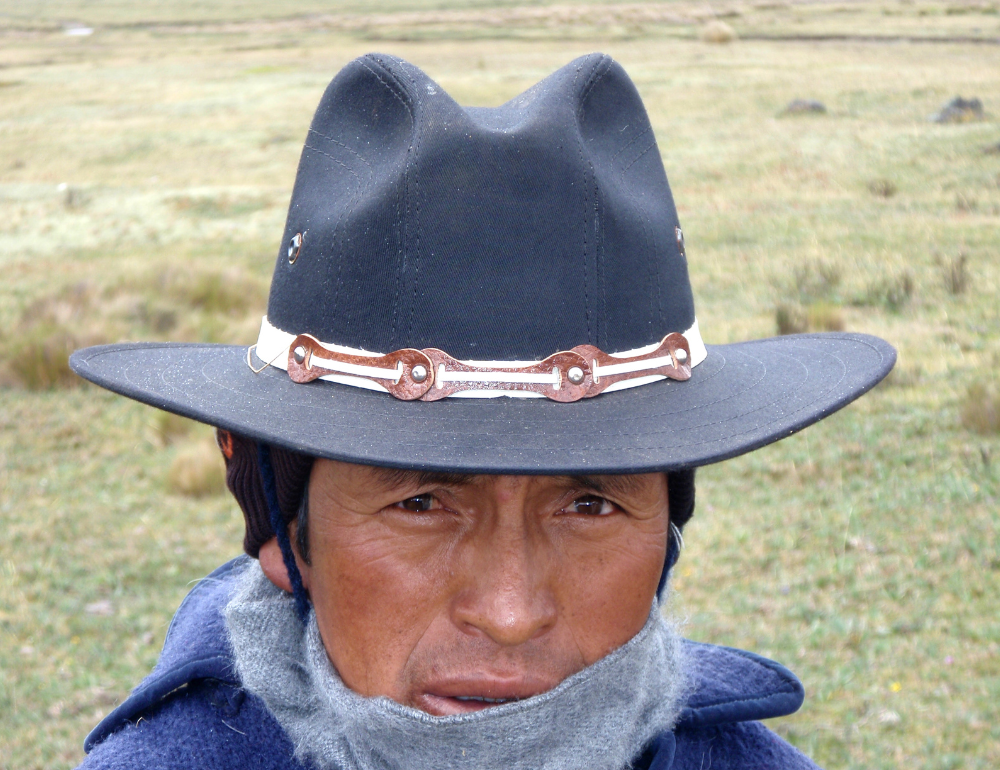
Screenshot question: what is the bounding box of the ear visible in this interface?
[258,533,312,594]
[258,537,293,593]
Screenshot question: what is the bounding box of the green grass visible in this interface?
[1,1,999,768]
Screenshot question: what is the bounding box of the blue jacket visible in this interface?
[79,559,820,769]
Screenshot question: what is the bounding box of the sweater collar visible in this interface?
[86,557,805,755]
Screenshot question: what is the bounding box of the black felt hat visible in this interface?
[70,53,895,474]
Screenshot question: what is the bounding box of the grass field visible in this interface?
[1,1,999,767]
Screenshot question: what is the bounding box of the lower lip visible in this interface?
[420,694,519,716]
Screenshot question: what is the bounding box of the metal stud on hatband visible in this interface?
[292,345,306,365]
[675,348,688,362]
[410,364,428,383]
[567,366,585,384]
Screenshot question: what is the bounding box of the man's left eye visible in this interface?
[394,493,437,512]
[565,495,616,516]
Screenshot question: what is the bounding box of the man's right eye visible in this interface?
[394,493,437,512]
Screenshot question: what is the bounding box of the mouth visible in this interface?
[420,693,524,715]
[453,696,518,704]
[416,675,554,716]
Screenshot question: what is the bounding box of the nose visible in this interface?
[451,511,557,647]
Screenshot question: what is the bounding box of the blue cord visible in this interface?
[657,525,682,597]
[257,443,311,626]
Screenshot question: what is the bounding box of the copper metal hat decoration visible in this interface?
[249,315,707,403]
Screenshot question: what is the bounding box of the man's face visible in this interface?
[293,460,669,716]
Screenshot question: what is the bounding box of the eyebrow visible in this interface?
[369,468,647,500]
[567,474,647,500]
[369,468,477,492]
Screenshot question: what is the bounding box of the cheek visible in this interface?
[307,523,455,699]
[553,523,667,664]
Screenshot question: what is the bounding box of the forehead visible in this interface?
[316,461,663,500]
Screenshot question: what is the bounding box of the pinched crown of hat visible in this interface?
[71,53,895,474]
[267,53,695,363]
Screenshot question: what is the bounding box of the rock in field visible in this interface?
[782,99,827,115]
[931,96,984,123]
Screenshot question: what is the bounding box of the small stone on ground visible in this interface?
[931,96,984,123]
[782,99,826,115]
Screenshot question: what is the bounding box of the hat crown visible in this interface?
[267,53,695,360]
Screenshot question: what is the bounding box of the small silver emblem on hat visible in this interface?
[288,233,303,263]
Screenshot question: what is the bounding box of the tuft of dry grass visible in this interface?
[776,301,845,335]
[777,261,847,335]
[883,361,923,388]
[700,20,737,43]
[161,268,265,316]
[0,265,267,390]
[857,271,915,312]
[0,284,102,389]
[961,379,1000,435]
[154,412,199,447]
[793,260,842,302]
[806,301,845,332]
[2,325,86,390]
[940,252,970,295]
[775,302,808,335]
[166,438,227,497]
[868,178,898,198]
[955,192,978,212]
[61,185,90,209]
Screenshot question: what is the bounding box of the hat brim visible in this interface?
[69,333,894,474]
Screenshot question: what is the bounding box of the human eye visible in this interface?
[392,493,439,513]
[563,495,617,516]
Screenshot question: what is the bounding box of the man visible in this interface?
[70,53,895,769]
